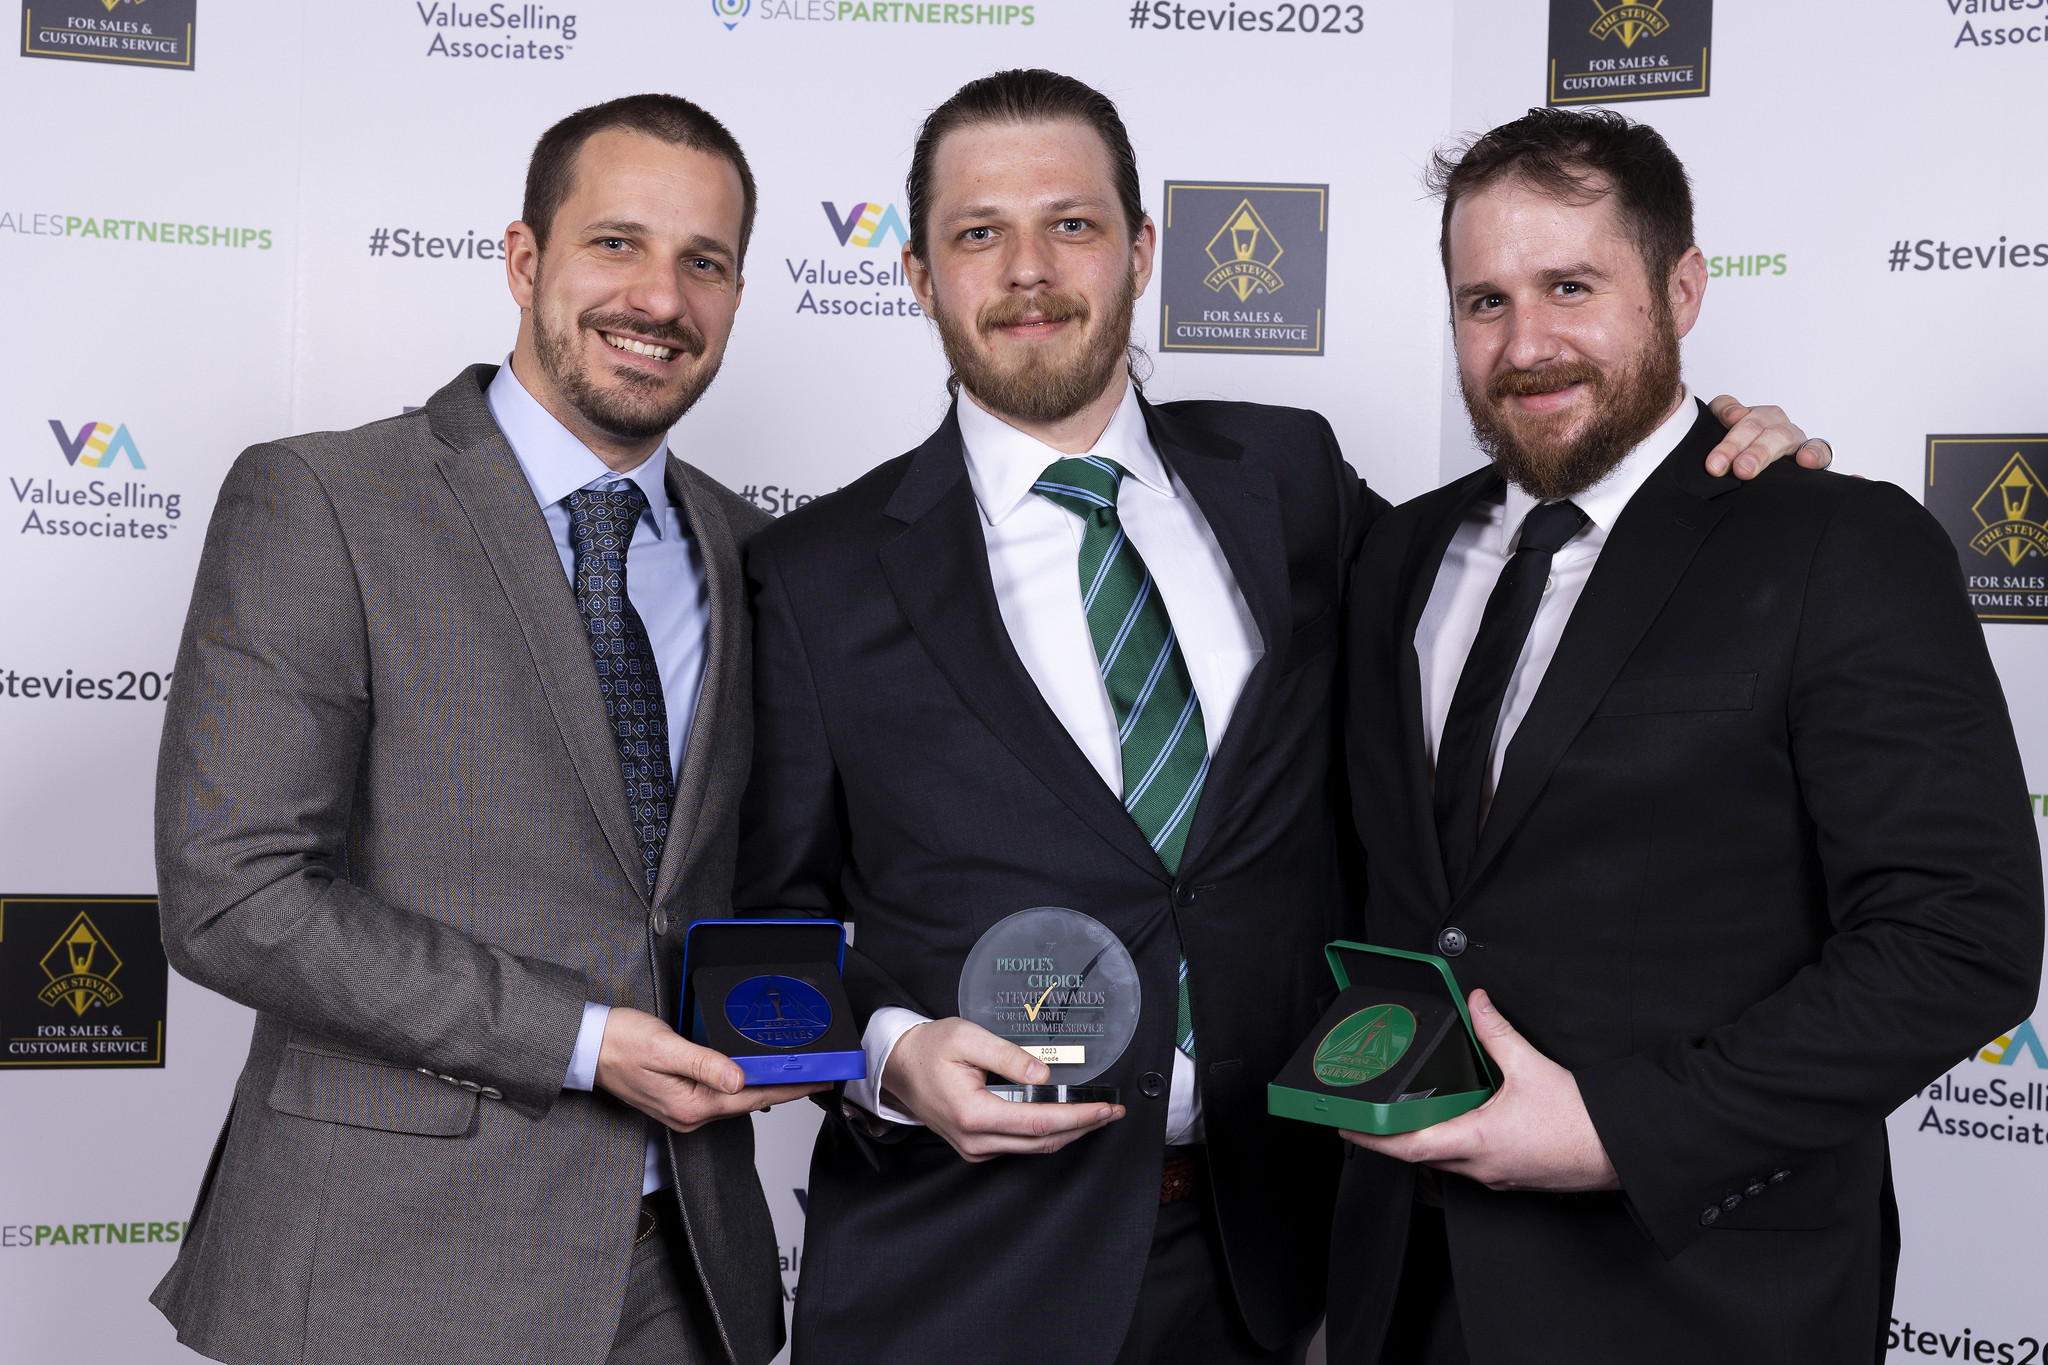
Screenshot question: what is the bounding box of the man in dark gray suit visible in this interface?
[151,94,821,1365]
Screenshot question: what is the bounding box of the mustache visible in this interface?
[978,290,1091,335]
[583,309,706,358]
[1487,360,1602,404]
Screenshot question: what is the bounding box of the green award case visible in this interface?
[1267,942,1498,1134]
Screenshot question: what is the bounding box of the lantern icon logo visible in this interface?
[1968,452,2048,568]
[1201,199,1285,304]
[36,914,125,1018]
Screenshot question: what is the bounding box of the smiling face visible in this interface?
[1447,174,1704,500]
[904,118,1153,434]
[505,127,746,467]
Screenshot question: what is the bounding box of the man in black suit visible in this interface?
[737,74,1824,1365]
[1331,108,2044,1365]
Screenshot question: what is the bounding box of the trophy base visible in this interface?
[987,1083,1122,1105]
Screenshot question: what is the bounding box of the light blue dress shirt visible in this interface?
[486,360,710,1194]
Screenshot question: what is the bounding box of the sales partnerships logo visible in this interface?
[0,207,271,249]
[1925,435,2048,623]
[716,0,1034,29]
[11,418,183,542]
[1,1219,190,1249]
[20,0,195,70]
[0,896,167,1068]
[786,199,923,320]
[1547,0,1711,104]
[1159,182,1327,355]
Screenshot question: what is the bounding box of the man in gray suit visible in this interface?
[150,94,822,1365]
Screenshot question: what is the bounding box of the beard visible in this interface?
[932,267,1137,426]
[1461,309,1683,502]
[530,261,717,444]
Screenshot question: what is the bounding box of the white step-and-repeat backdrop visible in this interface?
[4,2,2043,1360]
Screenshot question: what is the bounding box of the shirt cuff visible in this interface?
[563,1001,610,1092]
[843,1006,930,1126]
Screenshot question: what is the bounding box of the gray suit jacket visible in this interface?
[151,365,781,1365]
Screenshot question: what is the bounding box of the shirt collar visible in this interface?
[956,379,1173,525]
[486,358,672,533]
[1499,385,1695,554]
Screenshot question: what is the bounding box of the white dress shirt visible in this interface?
[487,359,712,1196]
[845,382,1265,1146]
[1416,391,1697,801]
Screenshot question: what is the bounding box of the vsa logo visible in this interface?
[786,201,920,319]
[1981,1018,2048,1068]
[48,420,144,469]
[821,201,909,250]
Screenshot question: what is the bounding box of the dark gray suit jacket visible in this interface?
[151,365,783,1365]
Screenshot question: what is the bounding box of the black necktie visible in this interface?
[1433,497,1589,892]
[565,484,673,892]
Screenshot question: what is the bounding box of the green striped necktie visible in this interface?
[1034,455,1205,1059]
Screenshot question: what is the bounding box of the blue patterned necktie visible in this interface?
[565,484,672,892]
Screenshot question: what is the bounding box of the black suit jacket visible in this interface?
[1329,404,2043,1365]
[736,397,1385,1363]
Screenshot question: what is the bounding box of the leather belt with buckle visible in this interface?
[1161,1153,1197,1205]
[635,1192,661,1245]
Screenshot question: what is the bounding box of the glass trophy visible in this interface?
[958,907,1140,1104]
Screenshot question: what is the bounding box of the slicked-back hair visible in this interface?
[522,93,757,267]
[1426,107,1695,292]
[906,69,1144,261]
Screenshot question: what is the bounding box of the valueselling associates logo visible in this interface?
[0,896,167,1068]
[1908,1016,2048,1148]
[12,420,183,541]
[714,0,1035,29]
[20,0,195,71]
[1159,182,1327,355]
[1547,0,1711,105]
[1925,435,2048,623]
[415,3,577,60]
[787,200,924,319]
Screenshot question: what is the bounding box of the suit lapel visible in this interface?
[428,366,651,905]
[1141,400,1290,874]
[1400,470,1500,910]
[1461,404,1738,899]
[878,409,1169,883]
[652,462,739,907]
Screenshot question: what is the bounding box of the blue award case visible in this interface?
[678,918,868,1086]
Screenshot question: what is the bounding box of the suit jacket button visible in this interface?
[651,911,671,937]
[438,1074,458,1086]
[1745,1181,1766,1198]
[1722,1194,1743,1211]
[1699,1206,1720,1226]
[480,1087,503,1101]
[1436,927,1468,957]
[1771,1169,1791,1183]
[460,1079,481,1092]
[1140,1071,1166,1097]
[1172,883,1196,909]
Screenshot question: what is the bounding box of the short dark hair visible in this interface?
[522,93,757,267]
[1425,107,1694,290]
[905,69,1144,262]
